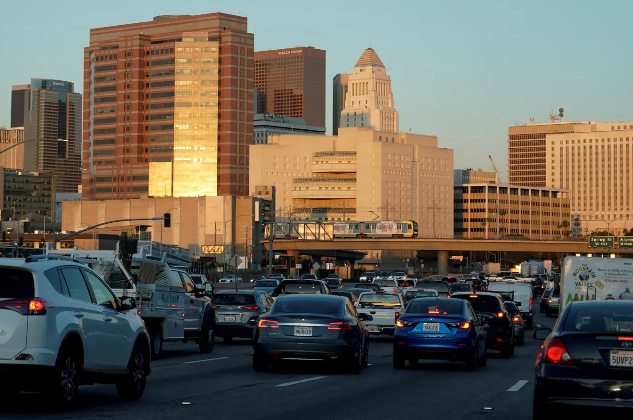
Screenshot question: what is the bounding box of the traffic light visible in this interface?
[164,213,171,228]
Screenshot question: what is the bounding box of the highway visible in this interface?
[1,309,555,420]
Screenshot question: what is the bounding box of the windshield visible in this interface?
[452,295,502,314]
[255,280,278,288]
[450,284,471,292]
[563,305,633,333]
[377,271,391,277]
[326,279,340,285]
[212,294,256,305]
[406,299,463,315]
[278,283,321,294]
[551,288,560,298]
[358,293,401,308]
[271,298,340,316]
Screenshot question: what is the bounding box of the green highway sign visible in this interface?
[589,236,614,248]
[618,236,633,249]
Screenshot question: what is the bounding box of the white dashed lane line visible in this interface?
[275,376,329,387]
[506,380,529,392]
[181,357,229,365]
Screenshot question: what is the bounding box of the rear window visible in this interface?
[416,282,449,292]
[407,299,463,315]
[374,280,395,286]
[278,282,321,294]
[405,291,437,299]
[212,294,256,305]
[349,289,372,298]
[331,291,353,300]
[0,268,34,299]
[450,284,471,292]
[272,298,341,315]
[563,305,633,333]
[452,295,502,313]
[355,283,379,290]
[256,280,278,287]
[326,279,340,285]
[398,280,415,287]
[551,288,560,298]
[358,293,401,307]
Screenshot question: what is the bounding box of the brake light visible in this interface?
[497,312,504,318]
[328,322,352,330]
[212,305,219,309]
[241,305,260,310]
[513,316,521,323]
[428,310,440,314]
[618,337,633,341]
[543,337,573,365]
[393,288,397,293]
[447,321,470,329]
[548,299,552,304]
[0,299,52,315]
[258,319,279,328]
[396,319,406,327]
[395,312,400,320]
[469,295,478,298]
[530,298,533,305]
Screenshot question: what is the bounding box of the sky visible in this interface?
[2,0,633,180]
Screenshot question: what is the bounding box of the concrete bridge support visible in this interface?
[438,250,449,277]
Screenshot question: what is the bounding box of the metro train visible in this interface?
[265,220,418,240]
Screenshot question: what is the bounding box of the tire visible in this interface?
[361,340,369,368]
[526,317,533,330]
[116,342,149,401]
[393,350,406,369]
[223,336,233,343]
[347,346,362,374]
[199,322,215,354]
[253,354,268,372]
[45,346,80,411]
[477,340,487,367]
[516,332,525,346]
[149,324,163,361]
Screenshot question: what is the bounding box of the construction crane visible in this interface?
[488,155,501,239]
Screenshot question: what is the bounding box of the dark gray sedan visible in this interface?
[253,279,281,294]
[253,294,372,373]
[213,291,273,342]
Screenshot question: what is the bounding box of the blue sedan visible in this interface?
[393,297,487,370]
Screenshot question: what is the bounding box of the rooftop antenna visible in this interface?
[549,107,564,123]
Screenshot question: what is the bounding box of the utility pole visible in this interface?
[428,201,440,237]
[267,187,276,277]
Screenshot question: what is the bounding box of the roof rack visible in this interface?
[25,255,89,265]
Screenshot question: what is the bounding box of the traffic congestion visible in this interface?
[0,255,632,420]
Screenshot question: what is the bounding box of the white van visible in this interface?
[487,280,534,329]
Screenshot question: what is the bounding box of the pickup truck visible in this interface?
[355,292,405,336]
[372,278,401,294]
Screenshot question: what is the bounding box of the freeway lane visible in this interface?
[1,311,557,420]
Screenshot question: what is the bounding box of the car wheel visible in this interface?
[361,341,369,368]
[150,324,163,360]
[45,346,80,411]
[393,350,406,369]
[199,323,215,353]
[477,340,487,367]
[347,346,362,374]
[466,348,478,371]
[516,332,525,346]
[223,336,233,344]
[526,318,533,330]
[116,342,149,401]
[253,354,268,372]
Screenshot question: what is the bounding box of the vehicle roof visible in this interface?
[280,279,323,283]
[276,294,344,303]
[452,291,500,298]
[0,258,88,272]
[568,300,633,311]
[346,288,373,291]
[214,290,264,295]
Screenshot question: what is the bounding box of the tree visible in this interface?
[591,229,611,236]
[557,220,571,237]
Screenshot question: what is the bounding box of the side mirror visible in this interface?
[120,296,137,311]
[533,328,552,340]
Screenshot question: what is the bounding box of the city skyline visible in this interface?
[4,1,633,181]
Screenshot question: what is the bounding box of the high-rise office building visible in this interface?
[82,13,254,200]
[339,48,398,133]
[332,73,349,136]
[11,80,82,193]
[254,47,326,128]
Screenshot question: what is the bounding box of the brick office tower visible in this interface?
[82,13,254,199]
[255,47,326,128]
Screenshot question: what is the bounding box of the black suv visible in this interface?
[450,292,515,358]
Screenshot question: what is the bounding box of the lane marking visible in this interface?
[536,324,543,328]
[275,376,328,387]
[506,380,529,392]
[182,357,229,365]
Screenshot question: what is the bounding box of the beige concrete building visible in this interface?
[0,127,24,170]
[339,48,398,133]
[454,183,571,240]
[454,169,497,185]
[544,121,633,234]
[249,127,454,238]
[61,196,265,263]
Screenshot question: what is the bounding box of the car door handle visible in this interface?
[73,312,84,319]
[104,317,113,323]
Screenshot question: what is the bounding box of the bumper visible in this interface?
[215,323,256,338]
[394,338,475,362]
[366,325,395,335]
[254,339,357,361]
[484,329,512,349]
[537,375,633,408]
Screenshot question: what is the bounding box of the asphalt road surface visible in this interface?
[1,307,557,420]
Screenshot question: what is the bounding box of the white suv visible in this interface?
[0,256,150,410]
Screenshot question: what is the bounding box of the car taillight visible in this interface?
[469,295,478,298]
[396,319,416,327]
[0,299,52,315]
[393,288,397,293]
[212,305,219,309]
[395,312,400,320]
[447,321,470,329]
[328,322,352,330]
[543,337,573,365]
[512,316,521,323]
[548,299,552,304]
[530,298,533,305]
[241,305,260,310]
[258,319,279,328]
[396,319,405,327]
[497,312,504,318]
[619,337,633,341]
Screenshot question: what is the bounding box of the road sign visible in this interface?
[589,236,614,248]
[312,262,321,271]
[201,245,224,254]
[619,236,633,248]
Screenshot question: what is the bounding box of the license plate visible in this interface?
[294,326,312,337]
[610,350,633,367]
[423,323,440,332]
[224,315,236,322]
[367,325,381,332]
